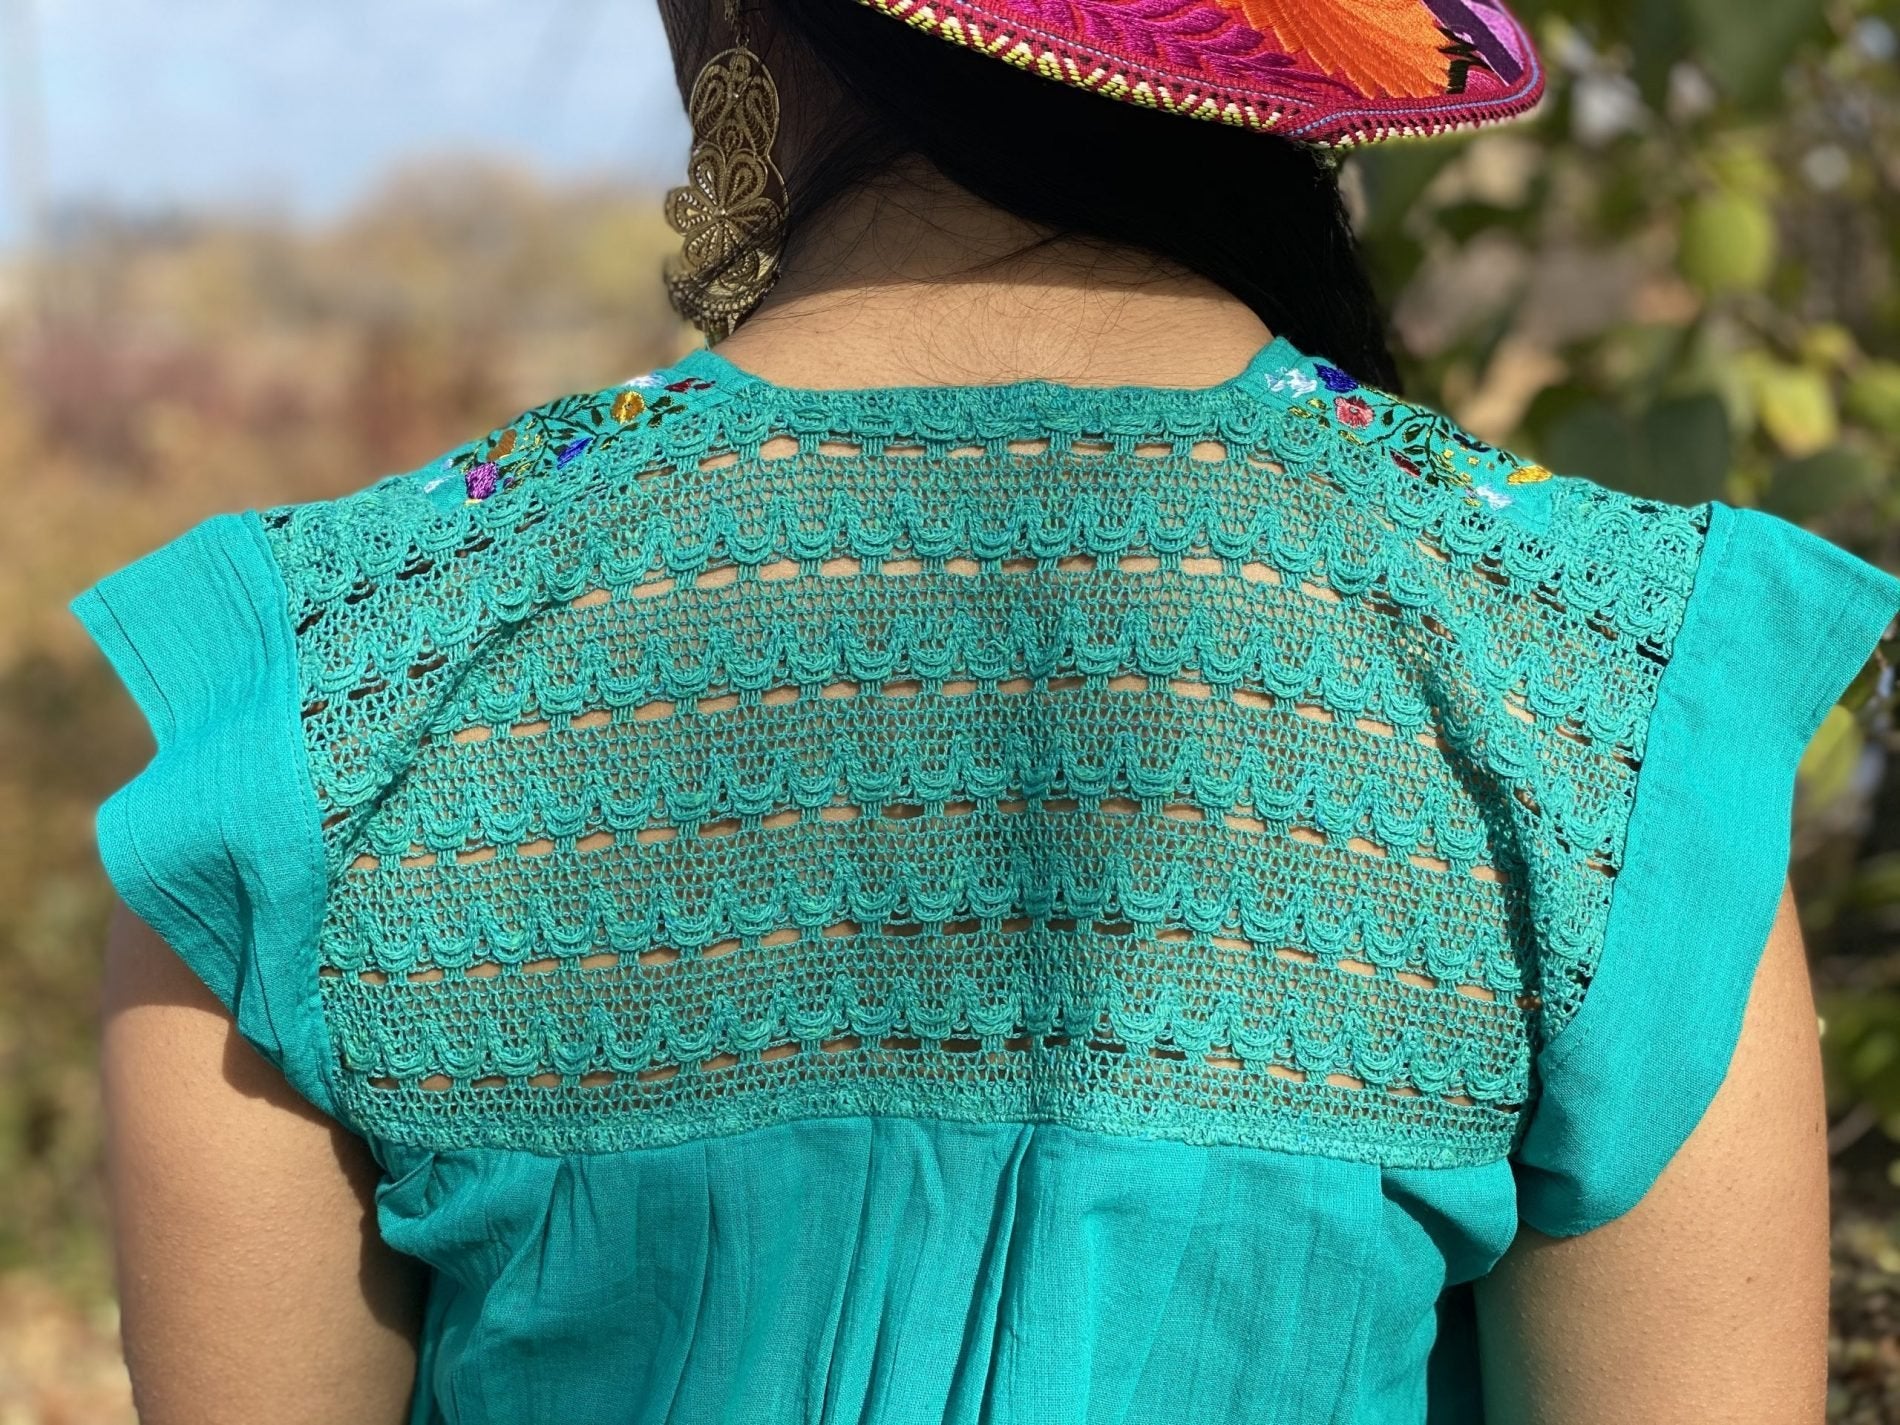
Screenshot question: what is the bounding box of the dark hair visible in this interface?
[666,0,1401,391]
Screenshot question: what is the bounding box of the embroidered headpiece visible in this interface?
[853,0,1544,146]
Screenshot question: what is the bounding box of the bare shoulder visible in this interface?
[1474,880,1830,1424]
[99,903,426,1425]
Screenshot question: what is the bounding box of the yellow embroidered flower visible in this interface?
[612,390,647,424]
[1507,463,1552,484]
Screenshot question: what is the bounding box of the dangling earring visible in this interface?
[663,0,787,342]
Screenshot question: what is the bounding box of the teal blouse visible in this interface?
[73,335,1900,1424]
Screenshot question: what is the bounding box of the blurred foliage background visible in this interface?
[1352,3,1900,1411]
[2,0,1898,1419]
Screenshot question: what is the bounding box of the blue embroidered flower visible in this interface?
[1316,364,1358,393]
[557,438,591,466]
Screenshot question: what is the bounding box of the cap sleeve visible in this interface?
[70,511,337,1118]
[1512,501,1900,1237]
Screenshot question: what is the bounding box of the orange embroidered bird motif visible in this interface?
[1219,0,1453,99]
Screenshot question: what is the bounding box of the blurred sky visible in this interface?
[0,0,692,247]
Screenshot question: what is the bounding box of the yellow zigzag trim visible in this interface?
[855,0,1286,133]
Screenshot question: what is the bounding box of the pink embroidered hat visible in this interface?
[852,0,1544,146]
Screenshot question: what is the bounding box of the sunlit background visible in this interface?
[0,0,689,246]
[4,1,1900,1420]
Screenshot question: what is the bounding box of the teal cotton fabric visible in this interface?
[376,1124,1516,1424]
[1512,500,1900,1236]
[70,511,338,1116]
[71,334,1900,1424]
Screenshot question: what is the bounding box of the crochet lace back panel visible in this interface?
[261,341,1709,1166]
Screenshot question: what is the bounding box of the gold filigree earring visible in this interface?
[663,0,786,341]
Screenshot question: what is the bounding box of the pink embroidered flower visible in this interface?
[1335,395,1374,429]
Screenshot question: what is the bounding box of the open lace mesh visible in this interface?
[260,351,1708,1165]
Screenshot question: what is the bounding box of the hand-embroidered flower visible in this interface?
[1266,365,1320,397]
[1316,364,1359,392]
[1507,462,1552,484]
[1334,395,1374,428]
[454,365,713,504]
[464,462,501,501]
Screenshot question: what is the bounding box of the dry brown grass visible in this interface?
[0,162,689,1420]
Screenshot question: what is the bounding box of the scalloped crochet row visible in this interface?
[263,339,1708,1164]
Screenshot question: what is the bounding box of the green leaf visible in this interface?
[1852,1027,1900,1083]
[1839,641,1889,715]
[1520,381,1596,453]
[1799,703,1864,809]
[1762,446,1881,521]
[1854,1026,1900,1079]
[1596,161,1664,239]
[1800,323,1859,371]
[1535,392,1733,504]
[1541,400,1643,492]
[1706,135,1783,200]
[1678,191,1779,294]
[1744,355,1840,457]
[1629,2,1697,108]
[1637,394,1732,503]
[1683,0,1830,108]
[1847,853,1900,913]
[1846,361,1900,437]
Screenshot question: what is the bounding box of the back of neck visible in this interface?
[708,163,1275,391]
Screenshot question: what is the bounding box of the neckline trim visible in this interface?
[668,334,1313,404]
